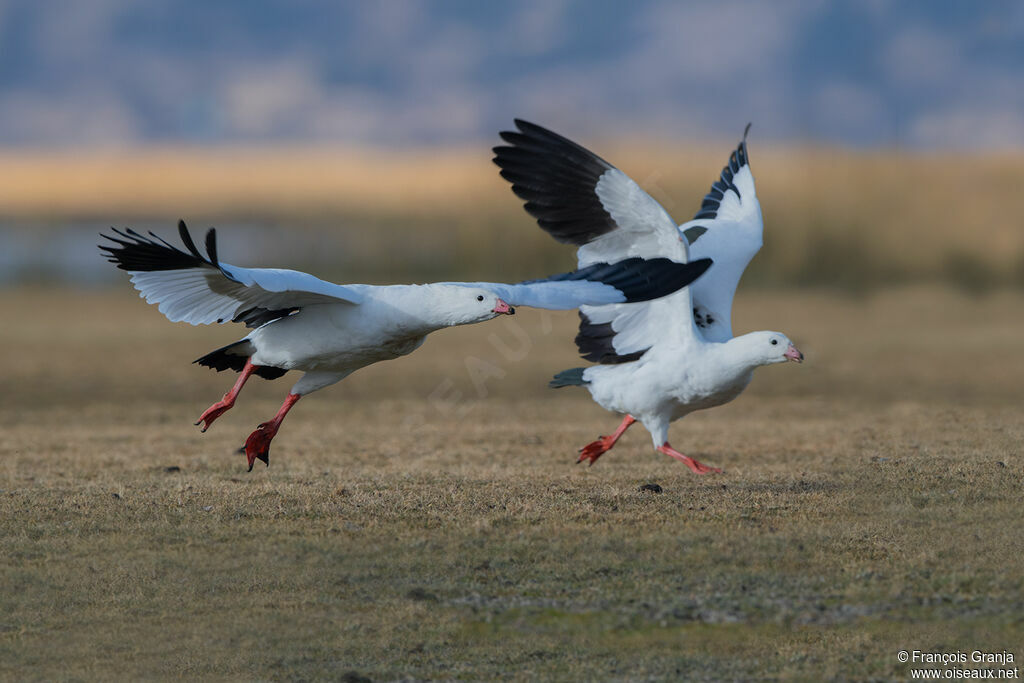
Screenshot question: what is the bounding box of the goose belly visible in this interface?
[247,304,426,372]
[667,374,751,419]
[587,361,753,420]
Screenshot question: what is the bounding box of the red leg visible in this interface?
[243,393,301,471]
[577,415,636,466]
[195,358,257,432]
[657,442,722,475]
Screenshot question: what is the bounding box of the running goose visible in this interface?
[100,221,711,470]
[493,120,803,473]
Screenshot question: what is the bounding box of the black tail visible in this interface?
[194,340,287,380]
[549,367,589,389]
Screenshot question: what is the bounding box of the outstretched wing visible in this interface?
[493,119,688,268]
[100,221,362,327]
[448,256,710,310]
[679,125,763,342]
[494,119,707,363]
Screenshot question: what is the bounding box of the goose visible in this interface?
[493,120,803,473]
[100,221,711,470]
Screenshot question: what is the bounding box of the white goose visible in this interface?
[100,221,711,470]
[493,120,803,473]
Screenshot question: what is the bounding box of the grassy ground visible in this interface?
[2,286,1023,680]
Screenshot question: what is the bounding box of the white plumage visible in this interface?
[101,221,710,470]
[494,120,803,473]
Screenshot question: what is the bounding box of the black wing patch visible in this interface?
[693,123,751,221]
[682,225,707,245]
[230,306,300,329]
[575,311,649,365]
[493,119,619,245]
[100,220,296,328]
[556,258,712,363]
[520,256,712,304]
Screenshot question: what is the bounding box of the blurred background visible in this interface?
[1,0,1022,290]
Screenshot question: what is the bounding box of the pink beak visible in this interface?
[784,343,804,363]
[492,298,515,315]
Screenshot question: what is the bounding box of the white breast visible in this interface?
[586,345,755,422]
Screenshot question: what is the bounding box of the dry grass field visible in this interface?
[2,285,1022,680]
[3,142,1024,288]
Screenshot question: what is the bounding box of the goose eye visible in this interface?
[770,339,778,346]
[476,295,484,301]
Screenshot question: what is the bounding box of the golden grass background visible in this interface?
[3,141,1024,287]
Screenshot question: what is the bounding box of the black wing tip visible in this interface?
[512,118,539,134]
[204,227,219,268]
[495,119,547,145]
[177,220,202,260]
[494,118,619,246]
[738,123,752,168]
[691,125,753,221]
[630,257,714,303]
[99,220,217,273]
[689,257,713,281]
[491,143,517,167]
[566,256,713,304]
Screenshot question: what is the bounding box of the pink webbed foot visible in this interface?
[195,400,232,432]
[683,458,722,475]
[242,393,301,472]
[657,443,722,475]
[244,422,278,471]
[577,436,614,466]
[576,415,636,466]
[195,358,257,432]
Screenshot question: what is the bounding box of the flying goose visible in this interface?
[493,120,802,473]
[100,221,711,470]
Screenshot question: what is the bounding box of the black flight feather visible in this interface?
[204,227,219,268]
[99,221,290,328]
[575,312,649,365]
[519,257,712,305]
[567,257,715,364]
[493,119,619,245]
[99,221,241,282]
[693,123,752,221]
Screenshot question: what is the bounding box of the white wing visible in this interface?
[446,257,710,310]
[100,221,362,327]
[494,119,709,363]
[679,125,763,342]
